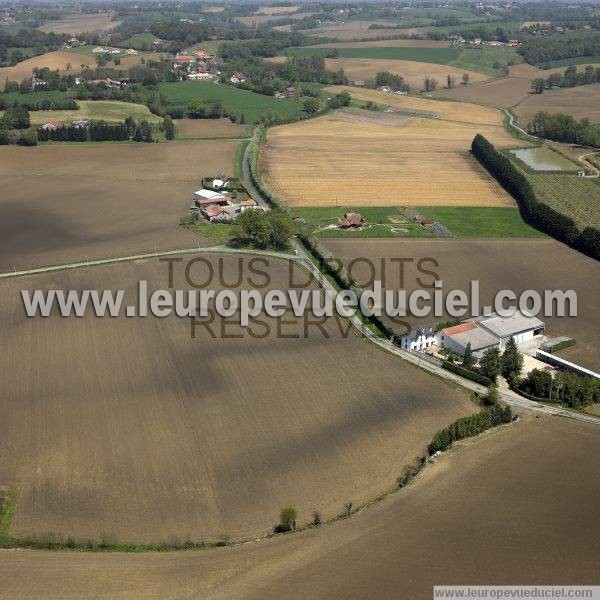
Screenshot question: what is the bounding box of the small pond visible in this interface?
[510,147,579,171]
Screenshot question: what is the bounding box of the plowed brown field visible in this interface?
[0,141,240,271]
[1,415,598,599]
[0,256,474,543]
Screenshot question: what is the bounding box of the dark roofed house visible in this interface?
[339,212,364,229]
[420,218,436,226]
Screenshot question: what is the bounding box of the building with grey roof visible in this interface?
[475,311,544,347]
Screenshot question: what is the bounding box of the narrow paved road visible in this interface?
[290,238,600,427]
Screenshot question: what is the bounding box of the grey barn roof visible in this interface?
[475,311,544,339]
[449,327,499,352]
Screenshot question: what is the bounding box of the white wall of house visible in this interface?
[400,332,437,351]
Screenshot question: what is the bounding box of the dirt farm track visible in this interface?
[324,238,600,372]
[1,415,598,600]
[0,255,475,542]
[0,141,242,272]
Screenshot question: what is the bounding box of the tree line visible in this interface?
[37,121,130,142]
[36,117,156,143]
[518,31,600,65]
[428,404,513,454]
[517,368,600,408]
[0,97,78,111]
[527,111,600,147]
[531,64,600,94]
[472,134,600,260]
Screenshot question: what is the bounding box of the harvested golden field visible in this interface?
[0,51,96,89]
[2,415,599,599]
[328,85,504,124]
[37,12,121,34]
[326,58,488,90]
[261,108,516,207]
[176,118,249,138]
[514,83,600,125]
[0,141,240,272]
[324,238,600,371]
[0,256,474,543]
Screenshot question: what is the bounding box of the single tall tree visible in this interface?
[501,336,524,380]
[462,342,474,369]
[479,347,501,383]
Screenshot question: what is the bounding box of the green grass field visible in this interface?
[417,207,546,237]
[452,46,523,76]
[291,205,545,238]
[282,46,462,64]
[293,206,434,238]
[281,44,522,77]
[120,32,159,50]
[343,6,484,26]
[158,81,304,123]
[20,100,162,125]
[0,89,69,104]
[543,55,600,68]
[183,40,222,54]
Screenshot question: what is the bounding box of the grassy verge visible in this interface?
[0,489,17,541]
[234,139,250,179]
[292,205,545,238]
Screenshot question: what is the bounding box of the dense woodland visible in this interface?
[519,31,600,65]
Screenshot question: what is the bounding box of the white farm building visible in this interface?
[441,311,545,357]
[400,311,545,359]
[399,327,436,351]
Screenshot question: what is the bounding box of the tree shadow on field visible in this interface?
[0,203,87,272]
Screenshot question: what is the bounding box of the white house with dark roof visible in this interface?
[399,327,437,351]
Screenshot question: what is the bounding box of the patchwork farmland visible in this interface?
[0,141,240,272]
[260,100,518,207]
[0,256,475,542]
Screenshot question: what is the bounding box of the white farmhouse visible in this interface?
[399,327,437,351]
